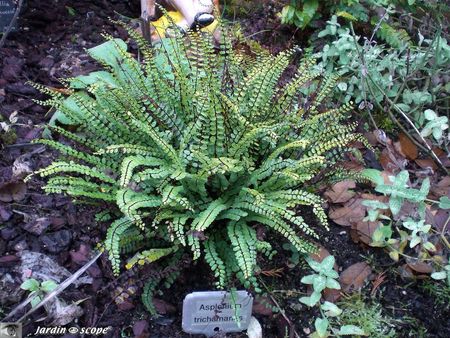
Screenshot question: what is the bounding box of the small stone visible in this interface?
[40,230,72,253]
[22,217,51,236]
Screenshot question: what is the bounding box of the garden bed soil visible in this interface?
[1,1,449,337]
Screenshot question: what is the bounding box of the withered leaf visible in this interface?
[397,133,418,160]
[324,180,356,204]
[0,182,27,202]
[354,221,379,245]
[406,258,433,274]
[329,199,366,227]
[339,262,372,293]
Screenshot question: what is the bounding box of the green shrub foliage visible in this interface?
[29,24,365,293]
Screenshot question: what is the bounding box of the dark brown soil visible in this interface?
[1,1,449,338]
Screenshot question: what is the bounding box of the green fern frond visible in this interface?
[105,217,133,275]
[32,20,365,298]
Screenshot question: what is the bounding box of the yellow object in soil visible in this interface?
[152,11,218,38]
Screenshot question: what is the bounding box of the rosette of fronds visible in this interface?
[28,23,366,293]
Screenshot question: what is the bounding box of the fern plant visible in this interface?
[28,22,365,310]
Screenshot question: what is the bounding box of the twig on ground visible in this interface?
[2,251,103,323]
[440,215,450,250]
[259,278,301,338]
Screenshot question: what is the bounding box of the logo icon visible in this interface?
[0,323,22,338]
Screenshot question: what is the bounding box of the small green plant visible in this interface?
[421,279,450,309]
[20,278,58,308]
[280,0,444,43]
[280,0,319,29]
[299,256,365,337]
[28,21,366,314]
[431,261,450,286]
[300,256,341,307]
[65,6,76,16]
[332,294,397,338]
[362,169,449,276]
[420,109,449,142]
[312,17,449,146]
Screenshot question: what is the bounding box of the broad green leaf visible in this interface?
[325,277,341,290]
[361,169,384,186]
[336,11,357,21]
[40,280,58,293]
[423,241,436,252]
[438,196,450,209]
[389,196,402,215]
[361,200,388,210]
[394,171,409,187]
[20,278,40,291]
[324,269,339,279]
[299,291,321,307]
[313,275,327,292]
[424,109,437,120]
[321,301,342,317]
[301,274,315,284]
[419,178,430,196]
[410,236,421,248]
[306,257,322,272]
[430,271,446,280]
[371,224,392,246]
[69,71,118,89]
[303,0,319,22]
[87,38,127,68]
[320,256,335,273]
[337,82,347,91]
[314,317,329,338]
[31,295,42,308]
[337,325,367,336]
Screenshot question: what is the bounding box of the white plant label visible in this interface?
[0,0,16,32]
[182,290,253,337]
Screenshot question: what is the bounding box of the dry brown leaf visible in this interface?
[397,133,418,160]
[434,209,450,233]
[329,199,366,227]
[153,298,176,315]
[323,288,341,303]
[431,176,450,198]
[252,295,275,317]
[406,259,433,274]
[398,264,415,279]
[0,182,27,202]
[363,131,378,146]
[415,158,438,171]
[354,221,379,245]
[339,262,372,293]
[324,180,356,204]
[380,147,406,173]
[341,160,365,172]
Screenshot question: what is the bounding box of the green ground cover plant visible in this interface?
[311,16,449,147]
[280,0,446,41]
[27,22,367,314]
[20,278,58,308]
[362,169,449,282]
[299,255,366,337]
[332,294,397,338]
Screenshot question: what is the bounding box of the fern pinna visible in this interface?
[28,22,365,303]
